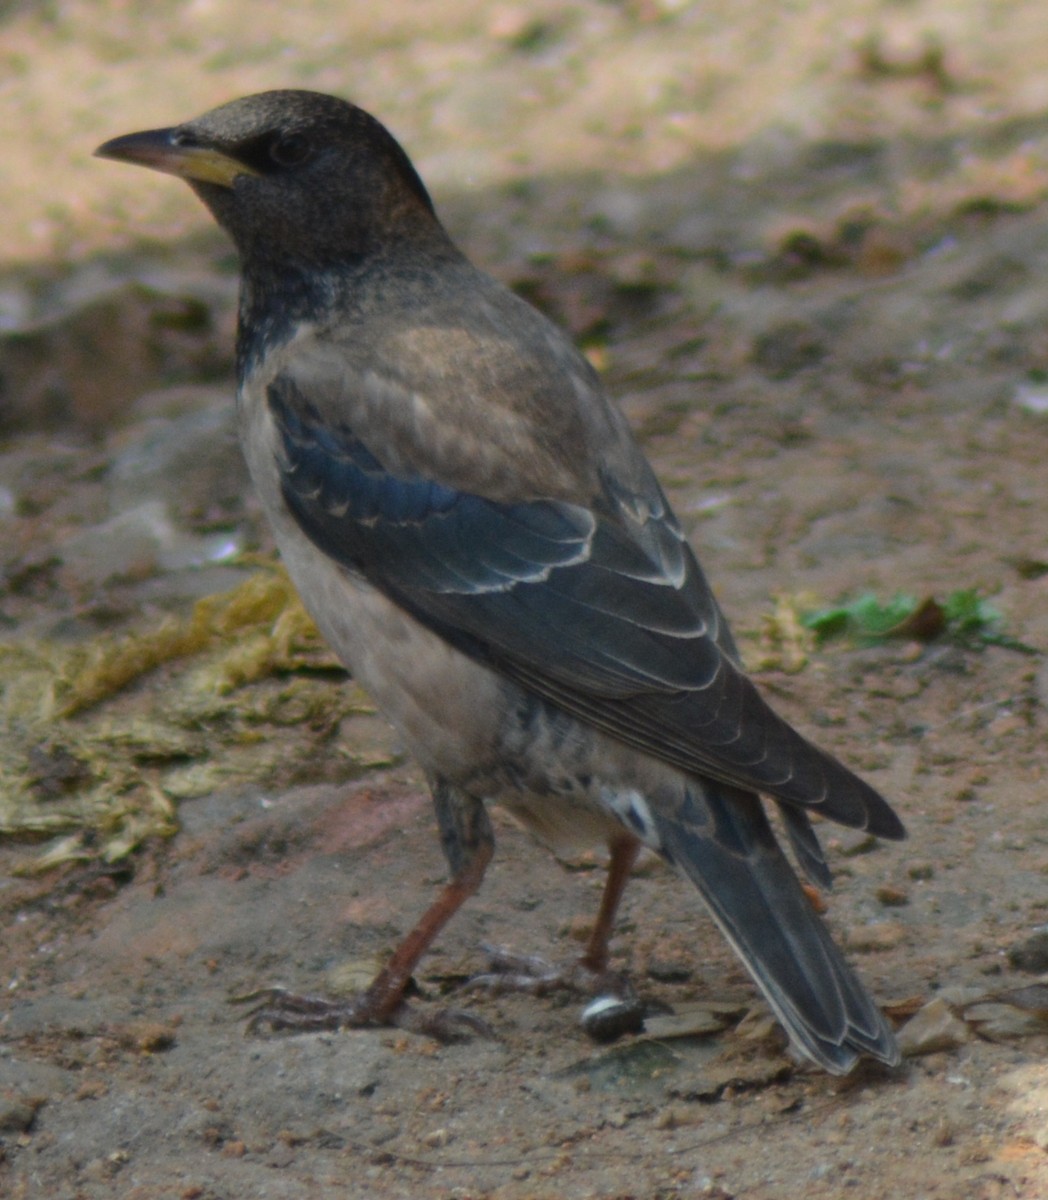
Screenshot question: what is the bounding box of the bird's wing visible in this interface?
[267,373,903,841]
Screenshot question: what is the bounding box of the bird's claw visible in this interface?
[388,1002,497,1042]
[464,941,638,1001]
[230,986,494,1042]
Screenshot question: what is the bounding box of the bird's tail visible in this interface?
[651,780,899,1073]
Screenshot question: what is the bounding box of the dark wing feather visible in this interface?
[270,378,904,841]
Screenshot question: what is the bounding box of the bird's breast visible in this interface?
[236,371,511,781]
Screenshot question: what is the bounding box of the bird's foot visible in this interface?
[232,987,495,1042]
[464,942,637,1001]
[465,943,651,1041]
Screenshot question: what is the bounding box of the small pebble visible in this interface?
[845,921,907,953]
[836,833,879,858]
[1014,382,1048,414]
[655,1105,691,1131]
[643,1005,729,1039]
[580,994,646,1042]
[964,1002,1048,1041]
[933,1119,955,1147]
[734,1009,780,1045]
[119,1020,177,1053]
[647,959,693,983]
[1007,927,1048,973]
[0,1099,36,1133]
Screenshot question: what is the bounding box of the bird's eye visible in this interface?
[268,133,314,168]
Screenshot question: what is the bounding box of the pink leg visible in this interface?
[470,833,643,997]
[242,784,495,1040]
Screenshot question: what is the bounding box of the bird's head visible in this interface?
[96,90,441,268]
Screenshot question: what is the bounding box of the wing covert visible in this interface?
[269,374,904,840]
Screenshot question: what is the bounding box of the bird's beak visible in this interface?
[94,128,260,189]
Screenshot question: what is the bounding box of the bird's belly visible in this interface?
[277,524,511,782]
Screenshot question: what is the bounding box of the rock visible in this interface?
[751,319,827,378]
[963,1002,1048,1041]
[897,998,971,1058]
[844,921,907,953]
[1014,382,1048,414]
[0,265,234,434]
[835,832,880,857]
[646,959,693,983]
[642,1004,732,1040]
[1007,927,1048,973]
[0,1098,37,1133]
[57,500,241,587]
[108,394,246,522]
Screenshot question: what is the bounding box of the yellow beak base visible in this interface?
[95,129,258,189]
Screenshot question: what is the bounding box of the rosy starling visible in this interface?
[97,91,904,1072]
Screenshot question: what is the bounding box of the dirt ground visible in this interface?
[4,2,1048,1197]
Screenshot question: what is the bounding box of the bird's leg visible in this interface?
[242,780,495,1040]
[469,833,642,999]
[580,832,642,974]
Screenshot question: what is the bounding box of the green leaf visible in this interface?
[800,589,1034,652]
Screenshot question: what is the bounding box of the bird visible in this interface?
[96,89,905,1073]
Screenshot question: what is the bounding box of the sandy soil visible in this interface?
[3,2,1048,1197]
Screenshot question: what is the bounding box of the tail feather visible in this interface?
[653,780,899,1073]
[775,801,833,892]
